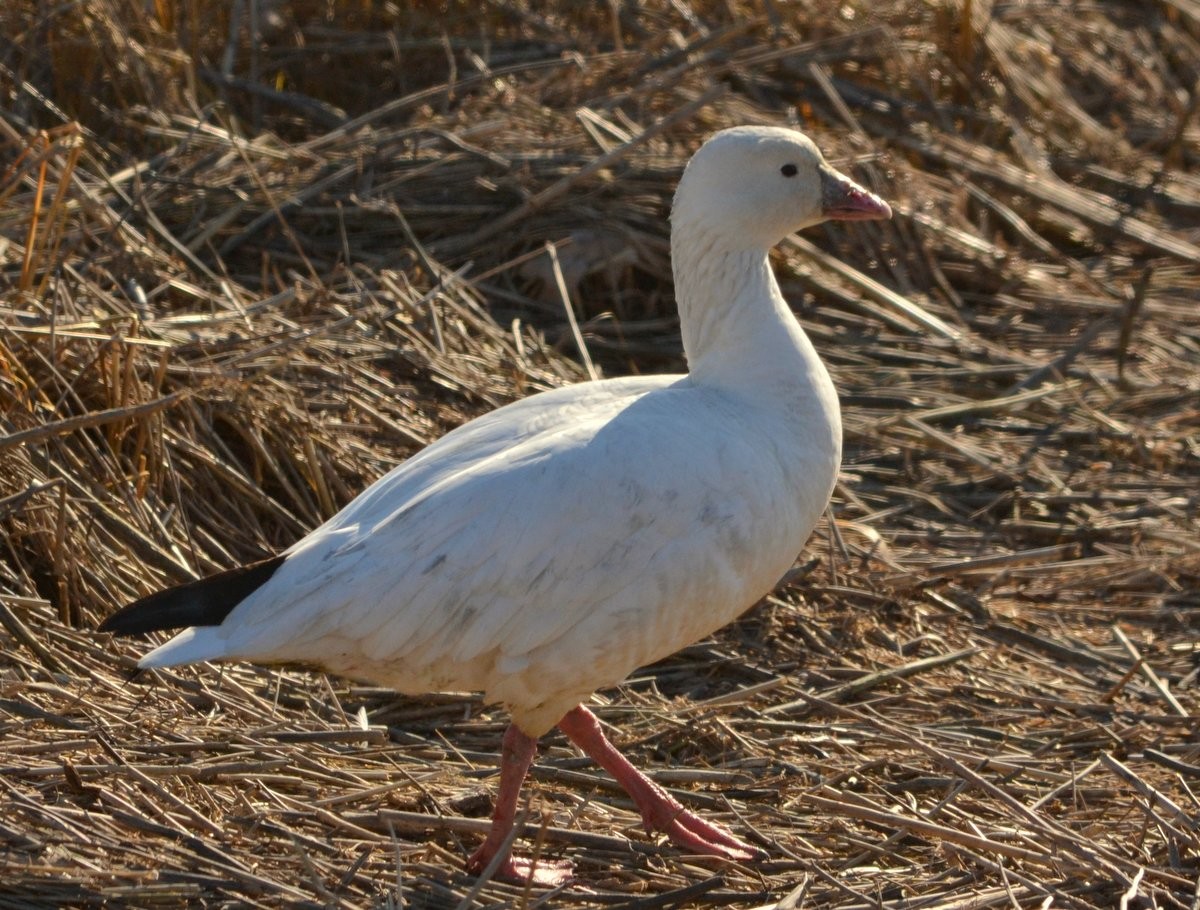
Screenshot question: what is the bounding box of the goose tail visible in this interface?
[98,555,286,668]
[136,626,230,668]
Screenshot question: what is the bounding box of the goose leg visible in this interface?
[557,706,763,862]
[466,723,574,886]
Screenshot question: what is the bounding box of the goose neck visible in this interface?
[671,226,808,386]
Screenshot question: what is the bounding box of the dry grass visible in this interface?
[1,1,1198,907]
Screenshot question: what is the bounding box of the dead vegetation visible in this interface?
[1,1,1198,907]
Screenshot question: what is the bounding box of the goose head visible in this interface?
[671,126,892,251]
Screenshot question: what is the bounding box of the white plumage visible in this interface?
[103,125,892,884]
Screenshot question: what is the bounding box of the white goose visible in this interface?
[100,126,891,886]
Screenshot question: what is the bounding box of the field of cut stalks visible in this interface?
[1,2,1198,908]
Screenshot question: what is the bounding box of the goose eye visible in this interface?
[780,163,798,177]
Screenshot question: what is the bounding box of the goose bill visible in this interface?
[820,167,893,221]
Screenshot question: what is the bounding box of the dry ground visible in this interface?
[1,2,1198,908]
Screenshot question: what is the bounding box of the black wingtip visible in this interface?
[98,554,286,637]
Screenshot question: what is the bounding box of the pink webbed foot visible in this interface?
[466,846,574,887]
[557,705,765,862]
[465,723,574,887]
[502,855,575,888]
[637,791,764,861]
